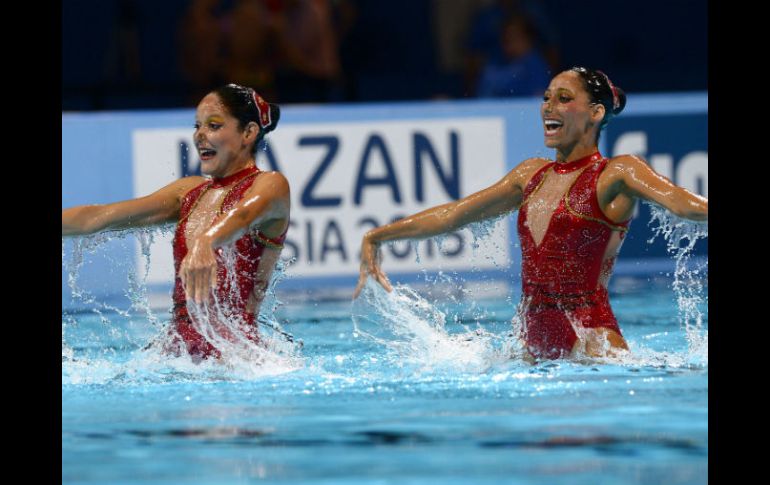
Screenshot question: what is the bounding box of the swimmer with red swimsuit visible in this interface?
[63,84,290,361]
[169,165,288,359]
[517,152,629,358]
[355,67,708,360]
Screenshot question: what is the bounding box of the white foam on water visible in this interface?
[647,203,708,364]
[62,229,305,384]
[352,279,517,374]
[351,206,708,371]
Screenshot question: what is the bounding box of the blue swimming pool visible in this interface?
[62,273,707,485]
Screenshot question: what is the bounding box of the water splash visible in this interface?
[62,229,304,384]
[351,279,513,373]
[647,203,708,364]
[353,217,522,372]
[125,228,169,328]
[403,216,512,302]
[64,233,132,321]
[465,215,507,254]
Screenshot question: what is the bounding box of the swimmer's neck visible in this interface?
[555,143,600,164]
[210,158,257,180]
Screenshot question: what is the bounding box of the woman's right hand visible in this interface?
[353,235,393,299]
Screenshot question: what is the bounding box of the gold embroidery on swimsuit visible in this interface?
[218,172,258,215]
[562,163,629,233]
[251,231,284,250]
[521,165,551,207]
[178,185,212,224]
[179,172,259,224]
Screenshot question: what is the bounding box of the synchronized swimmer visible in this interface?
[354,67,707,360]
[62,84,289,361]
[63,68,708,363]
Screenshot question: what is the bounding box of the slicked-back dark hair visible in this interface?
[212,84,281,154]
[569,67,626,141]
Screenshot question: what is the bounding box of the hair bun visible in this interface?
[265,103,281,133]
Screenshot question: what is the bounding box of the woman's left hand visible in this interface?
[179,236,219,304]
[353,235,392,299]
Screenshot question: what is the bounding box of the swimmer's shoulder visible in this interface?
[601,154,651,184]
[251,170,290,197]
[176,175,208,191]
[169,175,208,201]
[519,157,552,172]
[509,157,552,188]
[255,169,289,185]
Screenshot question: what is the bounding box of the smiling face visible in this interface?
[540,71,604,151]
[194,93,258,178]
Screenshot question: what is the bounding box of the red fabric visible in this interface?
[170,166,287,359]
[251,89,272,129]
[516,152,630,358]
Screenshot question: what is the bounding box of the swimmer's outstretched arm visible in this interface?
[608,155,708,221]
[353,158,548,297]
[61,177,206,236]
[180,171,290,304]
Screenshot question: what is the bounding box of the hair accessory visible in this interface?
[251,89,272,129]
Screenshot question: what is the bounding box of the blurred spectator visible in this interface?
[222,0,278,101]
[271,0,342,103]
[330,0,359,100]
[465,0,559,96]
[103,0,143,85]
[475,14,550,98]
[430,0,479,98]
[178,0,227,104]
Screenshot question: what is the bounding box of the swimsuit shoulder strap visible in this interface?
[179,179,213,223]
[521,161,553,206]
[564,157,631,232]
[220,170,261,213]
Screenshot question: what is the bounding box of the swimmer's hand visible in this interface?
[179,236,219,304]
[353,236,392,299]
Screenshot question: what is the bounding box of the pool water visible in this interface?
[62,279,707,485]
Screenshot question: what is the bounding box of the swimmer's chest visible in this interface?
[523,169,584,246]
[184,188,229,241]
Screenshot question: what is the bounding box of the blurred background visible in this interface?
[62,0,707,307]
[63,0,707,111]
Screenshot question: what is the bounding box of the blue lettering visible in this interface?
[387,215,412,259]
[414,132,460,202]
[305,220,314,263]
[179,141,201,178]
[420,233,464,258]
[424,238,435,258]
[357,217,379,231]
[300,136,341,207]
[320,219,347,262]
[354,135,402,205]
[441,233,464,257]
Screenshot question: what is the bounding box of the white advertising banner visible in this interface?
[132,118,509,285]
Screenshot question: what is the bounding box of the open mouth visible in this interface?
[198,148,217,160]
[544,119,563,136]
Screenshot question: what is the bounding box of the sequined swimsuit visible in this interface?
[517,152,630,359]
[169,166,287,359]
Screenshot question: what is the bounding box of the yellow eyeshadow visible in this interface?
[544,88,574,98]
[207,116,225,123]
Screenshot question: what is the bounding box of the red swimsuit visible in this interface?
[517,152,630,359]
[170,166,287,359]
